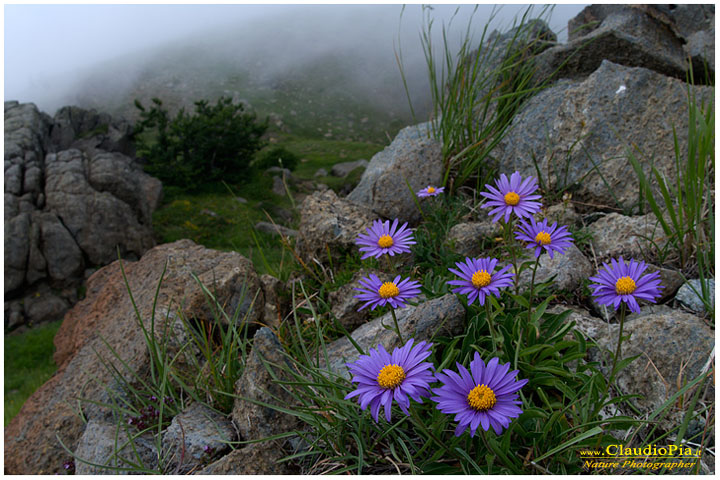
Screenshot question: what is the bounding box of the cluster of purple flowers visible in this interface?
[345,339,528,436]
[62,460,75,474]
[344,171,664,437]
[126,395,174,431]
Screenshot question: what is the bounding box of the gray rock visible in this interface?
[591,309,714,413]
[254,221,297,238]
[271,175,287,196]
[543,6,692,82]
[50,106,135,156]
[330,159,368,177]
[538,202,581,227]
[195,441,291,475]
[5,163,23,195]
[645,264,685,303]
[259,274,286,328]
[74,419,158,474]
[4,212,31,292]
[347,122,442,224]
[231,327,299,441]
[494,61,713,209]
[446,220,501,257]
[676,278,715,313]
[588,212,668,261]
[664,4,715,40]
[328,268,385,331]
[44,149,156,266]
[295,189,375,266]
[685,24,715,75]
[323,294,464,379]
[314,167,328,177]
[518,243,593,293]
[5,300,25,330]
[37,212,84,283]
[162,403,236,474]
[23,290,69,325]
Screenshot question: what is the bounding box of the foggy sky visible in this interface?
[4,4,587,115]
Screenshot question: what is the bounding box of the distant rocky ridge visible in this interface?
[4,102,162,331]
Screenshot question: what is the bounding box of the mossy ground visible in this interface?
[4,320,62,425]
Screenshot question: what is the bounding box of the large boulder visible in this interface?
[4,240,264,474]
[587,212,668,261]
[347,122,442,224]
[491,60,713,208]
[543,5,705,83]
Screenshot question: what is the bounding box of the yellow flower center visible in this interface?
[427,186,436,193]
[471,270,492,288]
[378,282,400,299]
[377,364,406,389]
[615,276,637,295]
[377,234,394,248]
[535,231,552,245]
[504,191,520,206]
[467,384,497,411]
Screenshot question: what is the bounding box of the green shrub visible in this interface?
[254,145,300,172]
[133,96,268,189]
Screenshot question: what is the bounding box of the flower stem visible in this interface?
[608,303,627,388]
[390,308,404,345]
[485,301,498,352]
[504,218,519,296]
[527,256,540,323]
[479,430,494,474]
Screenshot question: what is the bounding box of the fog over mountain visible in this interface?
[5,4,586,126]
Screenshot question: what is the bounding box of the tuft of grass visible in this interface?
[4,320,63,425]
[628,81,714,317]
[399,5,554,193]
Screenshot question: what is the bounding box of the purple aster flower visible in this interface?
[345,339,434,422]
[480,171,542,223]
[515,217,574,259]
[354,274,421,311]
[588,257,663,314]
[417,185,445,197]
[356,219,416,259]
[431,353,528,436]
[448,257,514,306]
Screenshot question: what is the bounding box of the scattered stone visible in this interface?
[330,159,368,177]
[676,278,715,313]
[538,202,581,227]
[591,309,714,414]
[347,122,442,224]
[588,212,668,261]
[259,274,287,328]
[323,294,465,379]
[446,220,501,258]
[314,167,328,177]
[645,264,685,302]
[327,268,384,331]
[200,208,219,218]
[162,403,236,474]
[517,243,593,292]
[195,441,292,475]
[235,196,247,204]
[74,419,158,474]
[231,327,299,441]
[271,176,287,196]
[295,189,374,266]
[254,221,297,238]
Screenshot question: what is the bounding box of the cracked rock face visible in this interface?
[4,101,162,329]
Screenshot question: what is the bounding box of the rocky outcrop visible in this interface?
[491,61,712,209]
[347,122,442,224]
[4,240,263,475]
[4,101,162,330]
